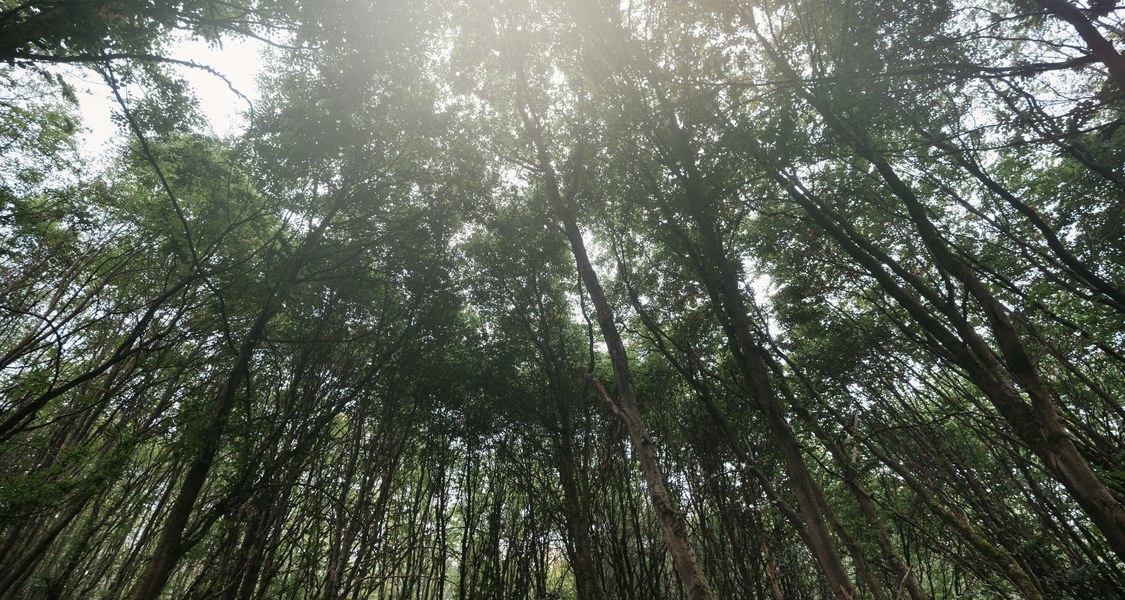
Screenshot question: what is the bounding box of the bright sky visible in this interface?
[75,35,267,159]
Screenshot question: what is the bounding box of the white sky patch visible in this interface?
[173,36,266,134]
[74,35,268,162]
[743,256,773,302]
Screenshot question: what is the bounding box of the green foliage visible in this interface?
[1,1,1124,599]
[0,68,79,190]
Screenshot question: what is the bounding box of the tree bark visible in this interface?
[740,11,1125,558]
[1031,0,1125,88]
[130,201,342,600]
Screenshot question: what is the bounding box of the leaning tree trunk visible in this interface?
[130,200,344,600]
[726,5,1125,558]
[519,107,713,599]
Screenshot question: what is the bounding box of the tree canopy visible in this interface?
[1,0,1123,598]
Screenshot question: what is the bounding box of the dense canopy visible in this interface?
[1,0,1123,598]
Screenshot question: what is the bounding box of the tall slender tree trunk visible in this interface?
[555,438,606,600]
[559,211,713,600]
[520,121,712,598]
[736,7,1125,558]
[649,121,860,596]
[1031,0,1125,87]
[691,213,859,600]
[129,319,269,600]
[130,202,343,600]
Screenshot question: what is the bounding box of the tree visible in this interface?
[2,0,1123,598]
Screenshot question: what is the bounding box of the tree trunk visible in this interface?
[682,194,860,600]
[744,17,1125,554]
[130,200,342,600]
